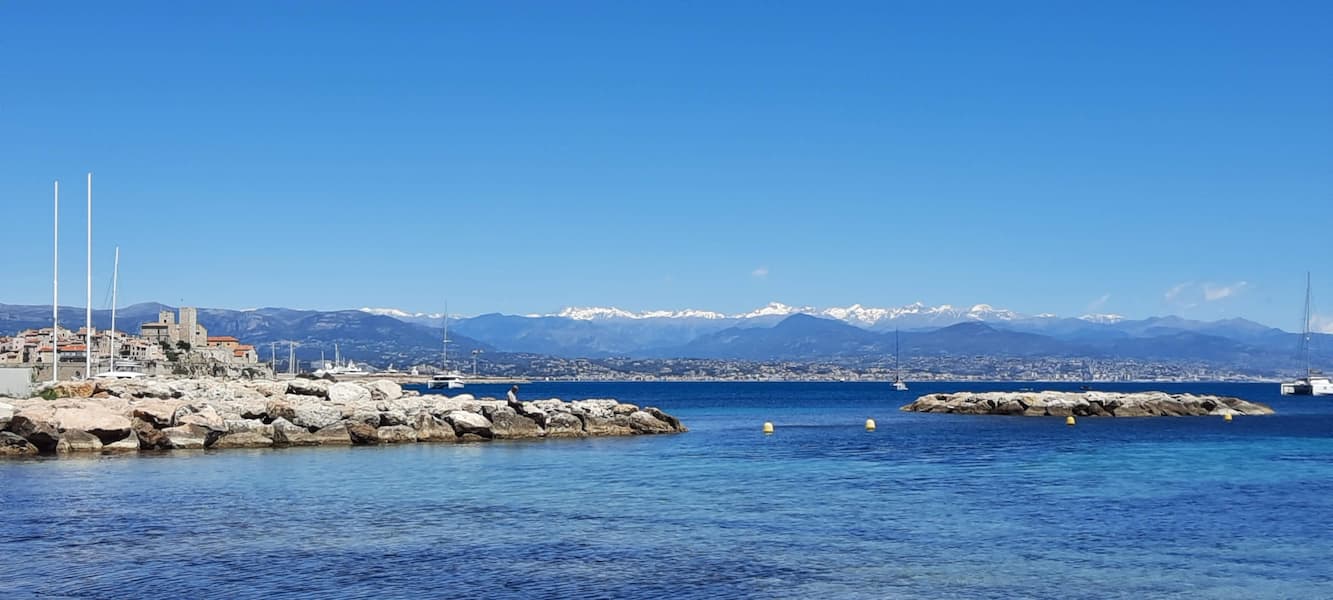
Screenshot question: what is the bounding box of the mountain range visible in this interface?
[1,300,1327,375]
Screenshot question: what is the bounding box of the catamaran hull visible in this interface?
[1281,380,1333,396]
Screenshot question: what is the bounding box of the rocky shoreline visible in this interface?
[900,391,1275,417]
[0,378,686,457]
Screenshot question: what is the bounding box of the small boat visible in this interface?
[892,329,909,391]
[1281,273,1333,396]
[93,370,144,380]
[426,304,465,390]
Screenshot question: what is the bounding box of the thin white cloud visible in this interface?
[1164,282,1193,302]
[751,266,769,279]
[1087,293,1111,311]
[1203,281,1248,302]
[1311,314,1333,334]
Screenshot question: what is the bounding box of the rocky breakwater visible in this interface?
[0,378,685,457]
[900,391,1275,417]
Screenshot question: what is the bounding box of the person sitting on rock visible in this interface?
[506,385,522,410]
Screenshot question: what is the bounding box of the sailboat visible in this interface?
[893,329,909,391]
[427,307,465,389]
[1280,273,1332,396]
[94,246,143,380]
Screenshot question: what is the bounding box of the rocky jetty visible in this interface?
[0,378,685,457]
[901,391,1275,417]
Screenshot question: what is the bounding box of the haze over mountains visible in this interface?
[2,300,1327,376]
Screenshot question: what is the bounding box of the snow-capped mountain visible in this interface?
[536,301,1024,329]
[358,307,446,327]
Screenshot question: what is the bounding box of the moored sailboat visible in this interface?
[1280,273,1332,396]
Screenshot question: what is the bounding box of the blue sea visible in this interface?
[2,382,1331,599]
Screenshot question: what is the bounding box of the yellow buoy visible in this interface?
[1224,412,1234,422]
[763,421,774,434]
[1065,415,1076,426]
[865,418,876,432]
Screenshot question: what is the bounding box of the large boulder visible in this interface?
[103,429,141,452]
[224,419,274,437]
[175,406,227,433]
[271,418,352,446]
[288,402,345,431]
[376,425,417,444]
[132,400,184,428]
[328,382,371,405]
[287,379,330,398]
[53,404,133,444]
[365,380,402,402]
[543,412,586,438]
[252,380,289,398]
[210,431,274,449]
[52,381,96,399]
[0,431,39,456]
[9,412,61,452]
[413,412,457,442]
[56,429,103,453]
[132,418,168,449]
[345,421,379,445]
[487,407,543,439]
[627,411,675,434]
[160,424,211,449]
[582,413,634,436]
[444,410,492,439]
[645,407,685,432]
[0,401,14,430]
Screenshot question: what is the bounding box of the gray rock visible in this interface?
[102,429,141,452]
[132,418,168,450]
[901,391,1276,418]
[627,411,675,434]
[160,424,210,449]
[224,419,274,437]
[583,414,634,436]
[287,378,330,397]
[210,431,274,449]
[543,412,586,438]
[0,401,13,430]
[53,404,134,444]
[346,421,379,445]
[365,380,403,402]
[328,382,371,405]
[176,406,226,432]
[488,407,543,439]
[132,400,183,428]
[290,402,345,431]
[444,410,493,439]
[9,412,61,452]
[376,425,417,444]
[413,413,457,442]
[0,431,39,456]
[56,429,104,453]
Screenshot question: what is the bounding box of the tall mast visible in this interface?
[85,172,92,378]
[442,303,451,371]
[52,180,59,383]
[1304,271,1312,378]
[109,246,119,373]
[895,329,901,381]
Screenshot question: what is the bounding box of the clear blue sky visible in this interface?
[2,1,1330,329]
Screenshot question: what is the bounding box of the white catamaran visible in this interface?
[1280,273,1332,396]
[427,308,465,390]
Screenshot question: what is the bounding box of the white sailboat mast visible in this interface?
[85,172,92,378]
[110,246,119,373]
[52,180,59,383]
[1303,271,1312,378]
[442,303,451,371]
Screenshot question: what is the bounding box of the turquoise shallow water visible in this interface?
[2,381,1332,598]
